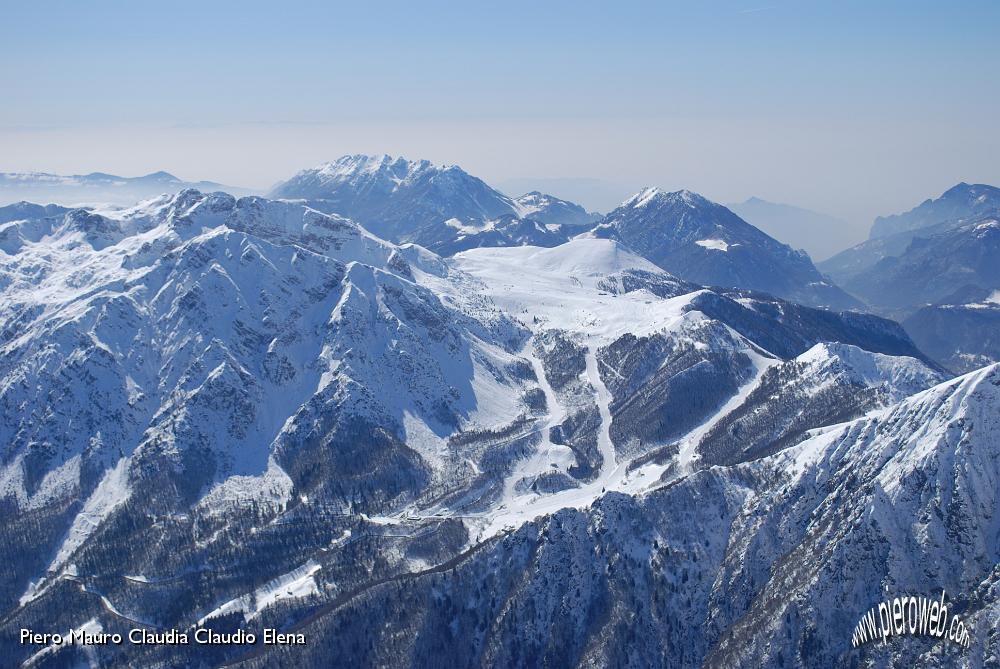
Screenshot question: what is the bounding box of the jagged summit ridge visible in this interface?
[621,186,707,209]
[268,154,600,253]
[268,154,518,241]
[309,154,457,179]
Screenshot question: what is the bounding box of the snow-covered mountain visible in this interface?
[0,190,952,665]
[697,341,944,466]
[268,154,519,240]
[268,155,590,254]
[0,187,989,668]
[499,176,631,214]
[727,196,854,261]
[0,201,69,224]
[422,213,570,256]
[0,189,541,522]
[513,191,600,228]
[591,188,861,310]
[243,361,1000,669]
[0,170,251,206]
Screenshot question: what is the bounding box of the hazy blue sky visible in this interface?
[2,0,998,237]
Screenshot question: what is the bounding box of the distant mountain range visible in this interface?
[819,182,1000,372]
[836,215,1000,310]
[727,196,855,261]
[591,188,860,310]
[497,176,632,214]
[1,156,868,313]
[0,170,252,206]
[270,157,863,314]
[869,182,1000,239]
[821,183,1000,284]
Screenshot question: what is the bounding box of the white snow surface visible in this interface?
[1,189,533,503]
[500,348,576,500]
[695,238,730,252]
[795,342,944,402]
[621,187,704,210]
[50,458,131,573]
[779,363,1000,499]
[451,238,697,344]
[441,240,787,537]
[469,340,777,540]
[22,618,104,668]
[197,559,322,625]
